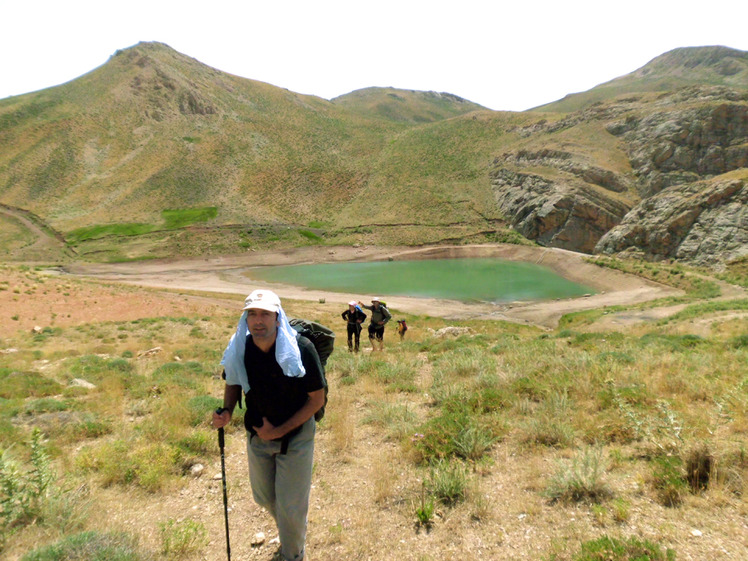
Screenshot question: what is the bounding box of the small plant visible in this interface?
[415,481,435,528]
[610,383,685,453]
[1,429,54,531]
[363,402,418,441]
[685,444,713,493]
[611,497,631,523]
[159,517,208,557]
[650,455,687,507]
[545,446,611,503]
[299,229,322,241]
[452,423,498,461]
[20,530,145,561]
[428,459,468,506]
[573,535,675,561]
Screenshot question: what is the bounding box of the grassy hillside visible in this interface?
[0,42,531,260]
[1,42,747,263]
[331,87,486,122]
[533,46,748,113]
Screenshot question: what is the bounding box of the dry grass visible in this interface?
[1,264,747,561]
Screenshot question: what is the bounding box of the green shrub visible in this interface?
[20,530,146,561]
[520,392,576,448]
[639,333,708,352]
[159,518,208,557]
[415,408,498,463]
[1,429,54,532]
[151,362,203,390]
[651,455,687,507]
[68,414,112,440]
[131,444,180,493]
[24,398,71,414]
[415,481,435,528]
[428,459,468,506]
[186,395,222,427]
[363,402,418,441]
[176,430,214,457]
[511,375,548,401]
[370,361,417,392]
[544,447,611,503]
[432,348,495,379]
[76,439,179,492]
[65,355,134,385]
[598,382,650,409]
[522,416,576,448]
[161,207,217,229]
[729,334,748,348]
[573,535,675,561]
[299,229,322,241]
[0,369,62,399]
[451,423,500,462]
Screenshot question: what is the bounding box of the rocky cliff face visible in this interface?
[595,178,746,267]
[490,150,631,253]
[490,86,748,267]
[610,91,748,196]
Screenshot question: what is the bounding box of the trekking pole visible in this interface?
[216,408,231,561]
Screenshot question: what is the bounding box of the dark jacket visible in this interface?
[342,307,367,324]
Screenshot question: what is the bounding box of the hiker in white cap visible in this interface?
[341,300,367,353]
[359,297,391,351]
[213,289,325,561]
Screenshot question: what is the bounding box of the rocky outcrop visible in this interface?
[595,178,747,267]
[491,167,630,253]
[503,149,630,193]
[608,99,748,196]
[490,150,632,253]
[494,88,748,266]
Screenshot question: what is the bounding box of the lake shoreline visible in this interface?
[62,243,681,329]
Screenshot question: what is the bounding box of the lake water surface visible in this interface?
[246,258,594,303]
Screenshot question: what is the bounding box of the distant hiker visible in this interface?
[341,300,367,353]
[397,319,408,341]
[213,289,325,561]
[359,297,391,351]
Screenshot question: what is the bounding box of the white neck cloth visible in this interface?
[220,304,305,393]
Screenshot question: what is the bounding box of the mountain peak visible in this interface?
[533,45,748,113]
[636,45,748,77]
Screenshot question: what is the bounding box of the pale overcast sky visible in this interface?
[2,0,746,112]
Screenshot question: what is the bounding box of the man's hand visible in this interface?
[212,408,231,429]
[253,417,281,440]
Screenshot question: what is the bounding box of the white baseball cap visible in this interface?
[242,289,281,313]
[348,300,357,306]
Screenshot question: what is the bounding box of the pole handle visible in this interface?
[216,408,227,448]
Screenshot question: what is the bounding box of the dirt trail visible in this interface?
[62,244,683,329]
[0,204,72,259]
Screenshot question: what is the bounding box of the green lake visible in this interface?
[246,258,594,303]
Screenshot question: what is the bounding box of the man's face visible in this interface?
[372,301,380,308]
[246,309,278,341]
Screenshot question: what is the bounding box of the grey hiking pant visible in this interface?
[247,417,316,561]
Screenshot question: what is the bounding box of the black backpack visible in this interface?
[288,318,335,421]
